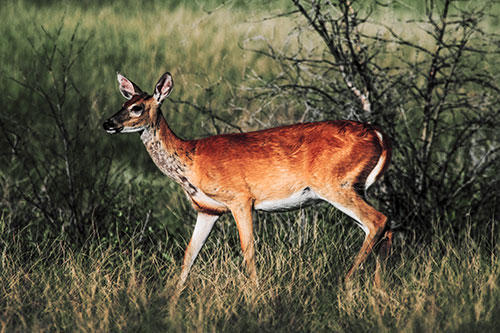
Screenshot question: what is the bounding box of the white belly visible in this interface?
[254,187,321,212]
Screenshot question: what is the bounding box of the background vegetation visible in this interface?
[1,0,499,331]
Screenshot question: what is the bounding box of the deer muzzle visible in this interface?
[102,118,123,134]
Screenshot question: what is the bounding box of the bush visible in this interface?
[0,17,190,255]
[242,0,500,239]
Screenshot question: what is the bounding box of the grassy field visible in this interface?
[2,212,499,331]
[1,0,499,331]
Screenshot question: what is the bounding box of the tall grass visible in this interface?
[1,211,499,331]
[0,0,294,143]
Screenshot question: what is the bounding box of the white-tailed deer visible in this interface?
[103,72,393,288]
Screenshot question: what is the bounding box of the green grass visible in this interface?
[0,0,294,141]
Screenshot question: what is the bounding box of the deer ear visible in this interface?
[117,72,143,100]
[153,72,174,104]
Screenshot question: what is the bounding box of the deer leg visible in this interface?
[319,190,388,282]
[230,203,257,282]
[177,212,219,289]
[345,214,386,282]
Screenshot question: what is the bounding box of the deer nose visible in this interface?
[103,119,122,133]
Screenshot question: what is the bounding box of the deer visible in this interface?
[103,72,393,289]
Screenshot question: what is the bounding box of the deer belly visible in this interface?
[254,187,320,212]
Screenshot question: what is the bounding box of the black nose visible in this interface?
[103,119,121,133]
[103,120,114,131]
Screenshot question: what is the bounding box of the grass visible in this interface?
[1,0,499,331]
[0,0,294,136]
[0,0,306,187]
[1,212,499,332]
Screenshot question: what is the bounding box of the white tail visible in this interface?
[103,72,393,289]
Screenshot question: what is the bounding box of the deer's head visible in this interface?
[103,72,173,134]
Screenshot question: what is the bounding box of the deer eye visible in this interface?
[130,105,144,115]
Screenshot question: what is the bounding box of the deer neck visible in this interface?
[140,109,195,193]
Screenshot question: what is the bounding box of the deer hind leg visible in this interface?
[177,212,220,289]
[230,202,257,282]
[318,189,388,282]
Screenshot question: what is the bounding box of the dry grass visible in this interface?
[1,211,499,332]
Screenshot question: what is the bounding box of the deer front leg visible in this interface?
[230,203,257,282]
[177,212,219,289]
